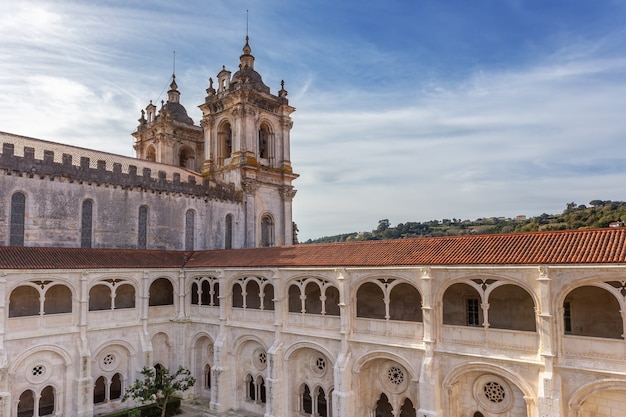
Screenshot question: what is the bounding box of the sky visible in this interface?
[1,0,626,242]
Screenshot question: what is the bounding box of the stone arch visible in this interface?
[352,352,418,416]
[442,282,483,326]
[146,146,156,162]
[442,362,534,417]
[190,275,220,306]
[568,378,626,417]
[190,332,214,397]
[257,120,274,161]
[562,284,622,338]
[149,277,175,306]
[178,146,195,169]
[284,341,337,365]
[217,119,233,160]
[356,282,386,319]
[388,281,422,322]
[485,283,536,331]
[9,284,40,317]
[260,213,274,247]
[151,332,172,368]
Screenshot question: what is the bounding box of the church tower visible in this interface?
[132,76,204,171]
[199,37,298,247]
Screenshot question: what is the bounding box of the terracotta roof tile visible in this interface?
[1,228,626,270]
[185,228,626,268]
[0,247,192,269]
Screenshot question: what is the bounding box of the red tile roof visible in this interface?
[1,228,626,270]
[0,247,192,269]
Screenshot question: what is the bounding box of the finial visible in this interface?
[246,9,249,38]
[173,50,176,77]
[209,77,214,88]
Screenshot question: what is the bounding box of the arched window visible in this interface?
[18,389,35,417]
[302,384,313,414]
[225,214,233,249]
[204,364,211,389]
[110,373,122,400]
[389,283,422,322]
[375,393,393,417]
[39,386,55,416]
[305,282,322,314]
[185,209,195,251]
[288,285,302,313]
[399,398,416,417]
[43,284,72,314]
[191,282,200,305]
[247,374,255,400]
[179,147,194,169]
[263,284,275,311]
[10,192,26,246]
[258,124,270,159]
[233,283,244,308]
[258,376,267,404]
[138,205,148,249]
[114,284,135,309]
[94,376,106,403]
[219,122,233,160]
[149,278,174,306]
[201,280,211,305]
[488,284,536,331]
[325,286,340,316]
[564,286,622,338]
[146,146,156,162]
[317,387,328,417]
[261,215,274,247]
[81,199,93,248]
[247,281,261,309]
[89,284,112,311]
[9,285,40,317]
[356,282,385,319]
[442,283,482,326]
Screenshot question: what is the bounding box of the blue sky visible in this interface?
[2,1,626,241]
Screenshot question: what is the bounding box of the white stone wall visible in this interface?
[0,174,244,250]
[2,264,626,417]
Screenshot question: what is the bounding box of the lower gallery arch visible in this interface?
[442,363,534,417]
[568,379,626,417]
[285,345,335,416]
[190,333,214,398]
[235,338,269,415]
[354,354,418,417]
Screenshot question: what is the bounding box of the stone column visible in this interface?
[333,269,354,416]
[418,267,438,417]
[76,271,93,417]
[266,269,284,417]
[537,266,561,417]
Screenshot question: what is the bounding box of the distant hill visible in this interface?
[303,200,626,244]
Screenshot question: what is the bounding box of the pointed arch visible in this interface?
[10,191,26,246]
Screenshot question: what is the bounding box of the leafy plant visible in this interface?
[123,366,195,417]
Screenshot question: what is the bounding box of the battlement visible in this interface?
[0,141,241,202]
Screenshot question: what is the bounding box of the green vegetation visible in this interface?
[123,366,194,417]
[304,200,626,244]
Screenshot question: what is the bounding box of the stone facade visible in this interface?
[0,37,297,250]
[1,253,626,417]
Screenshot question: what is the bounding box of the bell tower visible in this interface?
[133,75,204,171]
[199,37,298,247]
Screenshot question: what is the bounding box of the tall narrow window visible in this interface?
[258,125,270,159]
[261,215,274,247]
[564,301,572,334]
[185,209,195,250]
[39,385,55,416]
[225,214,233,249]
[10,192,25,246]
[81,199,93,248]
[138,205,148,249]
[466,298,480,326]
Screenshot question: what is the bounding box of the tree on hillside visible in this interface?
[123,366,195,417]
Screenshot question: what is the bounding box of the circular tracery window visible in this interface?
[310,355,327,377]
[387,366,405,385]
[253,349,267,370]
[26,362,51,384]
[101,353,118,371]
[483,381,506,403]
[381,361,408,393]
[473,374,513,413]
